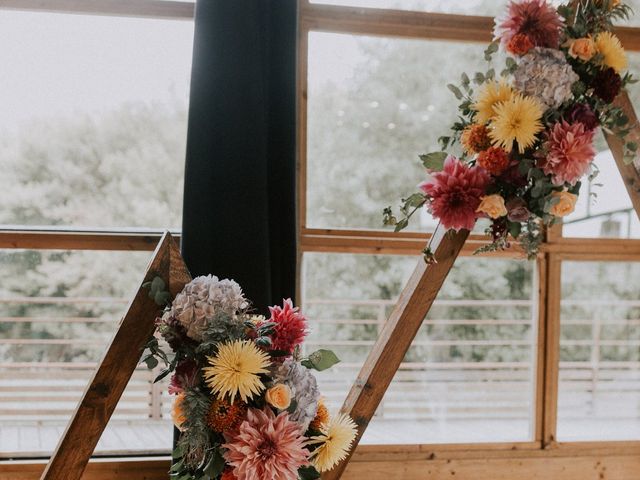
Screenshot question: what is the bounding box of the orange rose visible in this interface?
[568,38,596,61]
[548,191,578,217]
[476,194,508,219]
[265,384,292,410]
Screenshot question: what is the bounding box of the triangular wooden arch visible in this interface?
[40,232,192,480]
[322,90,640,480]
[41,92,640,480]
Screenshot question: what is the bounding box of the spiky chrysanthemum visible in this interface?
[308,414,358,473]
[473,80,514,124]
[595,32,627,73]
[490,94,544,153]
[203,340,270,403]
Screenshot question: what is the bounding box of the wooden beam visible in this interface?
[0,229,178,251]
[0,0,194,20]
[39,233,191,480]
[300,2,640,51]
[604,90,640,221]
[323,225,469,480]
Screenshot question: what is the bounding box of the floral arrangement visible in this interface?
[383,0,636,259]
[142,275,357,480]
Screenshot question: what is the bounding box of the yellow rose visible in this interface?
[476,194,508,219]
[569,38,596,61]
[548,191,578,217]
[265,384,292,410]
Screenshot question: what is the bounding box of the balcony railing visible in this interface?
[0,296,639,455]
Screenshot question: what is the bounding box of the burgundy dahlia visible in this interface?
[566,103,599,131]
[592,67,622,103]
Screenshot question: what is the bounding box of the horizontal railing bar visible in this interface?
[0,296,128,304]
[0,317,116,323]
[0,339,111,345]
[306,340,533,346]
[304,299,533,306]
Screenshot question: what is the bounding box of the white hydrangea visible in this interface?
[513,47,579,109]
[171,275,248,341]
[275,358,320,431]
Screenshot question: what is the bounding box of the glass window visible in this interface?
[302,253,537,444]
[0,11,193,229]
[306,32,490,232]
[0,249,171,457]
[557,261,640,441]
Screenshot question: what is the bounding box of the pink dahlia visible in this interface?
[494,0,564,50]
[538,121,596,186]
[263,299,308,355]
[223,408,309,480]
[419,156,490,231]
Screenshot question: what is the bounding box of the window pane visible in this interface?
[0,249,172,457]
[558,261,640,441]
[306,32,490,232]
[0,12,193,229]
[302,253,537,444]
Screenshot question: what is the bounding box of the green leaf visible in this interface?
[473,72,485,84]
[394,218,409,232]
[172,444,184,459]
[299,465,322,480]
[154,367,172,383]
[508,222,522,239]
[403,193,425,209]
[203,449,225,477]
[143,355,158,370]
[419,151,448,171]
[461,72,470,86]
[304,349,341,371]
[447,84,464,100]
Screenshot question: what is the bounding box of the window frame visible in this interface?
[0,0,640,471]
[297,0,640,459]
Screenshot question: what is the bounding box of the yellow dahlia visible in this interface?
[473,80,514,124]
[308,413,357,472]
[203,340,270,403]
[595,32,627,73]
[489,94,543,154]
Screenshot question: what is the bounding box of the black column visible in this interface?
[181,0,298,312]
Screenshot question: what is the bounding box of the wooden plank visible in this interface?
[40,233,190,480]
[0,229,177,251]
[323,225,469,480]
[0,0,194,20]
[541,255,562,449]
[299,2,640,51]
[604,90,640,221]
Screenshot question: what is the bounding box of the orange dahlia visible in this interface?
[172,393,187,431]
[477,147,511,176]
[461,124,492,155]
[310,398,330,431]
[507,33,534,55]
[207,397,247,432]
